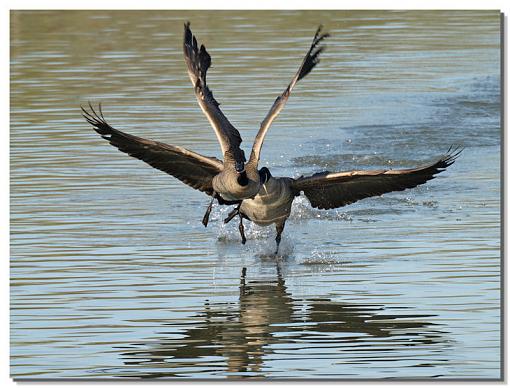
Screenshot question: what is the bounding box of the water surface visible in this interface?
[10,10,501,379]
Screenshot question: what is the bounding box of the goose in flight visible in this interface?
[224,147,462,254]
[82,23,329,226]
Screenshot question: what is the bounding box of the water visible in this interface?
[10,10,501,380]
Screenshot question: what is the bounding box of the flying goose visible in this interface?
[224,147,462,254]
[82,23,329,227]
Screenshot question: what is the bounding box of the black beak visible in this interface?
[235,161,245,173]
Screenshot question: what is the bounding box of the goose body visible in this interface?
[227,149,462,254]
[212,158,261,201]
[240,176,295,227]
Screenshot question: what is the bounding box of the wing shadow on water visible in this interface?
[114,265,449,379]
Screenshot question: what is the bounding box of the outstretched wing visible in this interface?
[249,25,329,164]
[82,103,223,196]
[183,22,245,164]
[291,148,462,210]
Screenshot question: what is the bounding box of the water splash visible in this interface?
[289,196,354,222]
[300,248,346,271]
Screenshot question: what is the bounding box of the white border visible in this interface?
[3,1,508,387]
[4,0,510,9]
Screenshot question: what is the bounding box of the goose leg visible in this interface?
[275,220,286,255]
[239,214,247,245]
[202,192,216,227]
[224,205,240,224]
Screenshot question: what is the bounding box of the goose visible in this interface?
[82,23,329,227]
[224,147,462,254]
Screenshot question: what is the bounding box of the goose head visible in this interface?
[235,160,245,173]
[259,167,272,184]
[234,161,249,186]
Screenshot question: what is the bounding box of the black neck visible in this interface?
[259,167,272,184]
[237,171,249,187]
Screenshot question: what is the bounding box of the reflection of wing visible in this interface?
[82,104,223,196]
[250,26,329,163]
[183,22,245,164]
[117,275,443,379]
[291,148,461,210]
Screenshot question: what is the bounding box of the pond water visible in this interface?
[10,10,501,380]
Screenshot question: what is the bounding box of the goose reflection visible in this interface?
[116,268,447,378]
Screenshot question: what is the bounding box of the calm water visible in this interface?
[10,10,501,380]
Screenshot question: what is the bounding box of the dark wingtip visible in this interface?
[81,102,114,138]
[315,24,330,40]
[296,24,330,81]
[182,22,217,106]
[183,21,193,51]
[314,25,323,37]
[184,21,192,39]
[439,145,463,168]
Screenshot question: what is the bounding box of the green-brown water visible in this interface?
[10,10,501,379]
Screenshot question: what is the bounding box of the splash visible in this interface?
[289,196,354,222]
[300,248,346,271]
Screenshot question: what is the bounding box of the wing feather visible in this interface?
[183,22,245,164]
[249,25,329,164]
[291,148,462,210]
[82,103,223,196]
